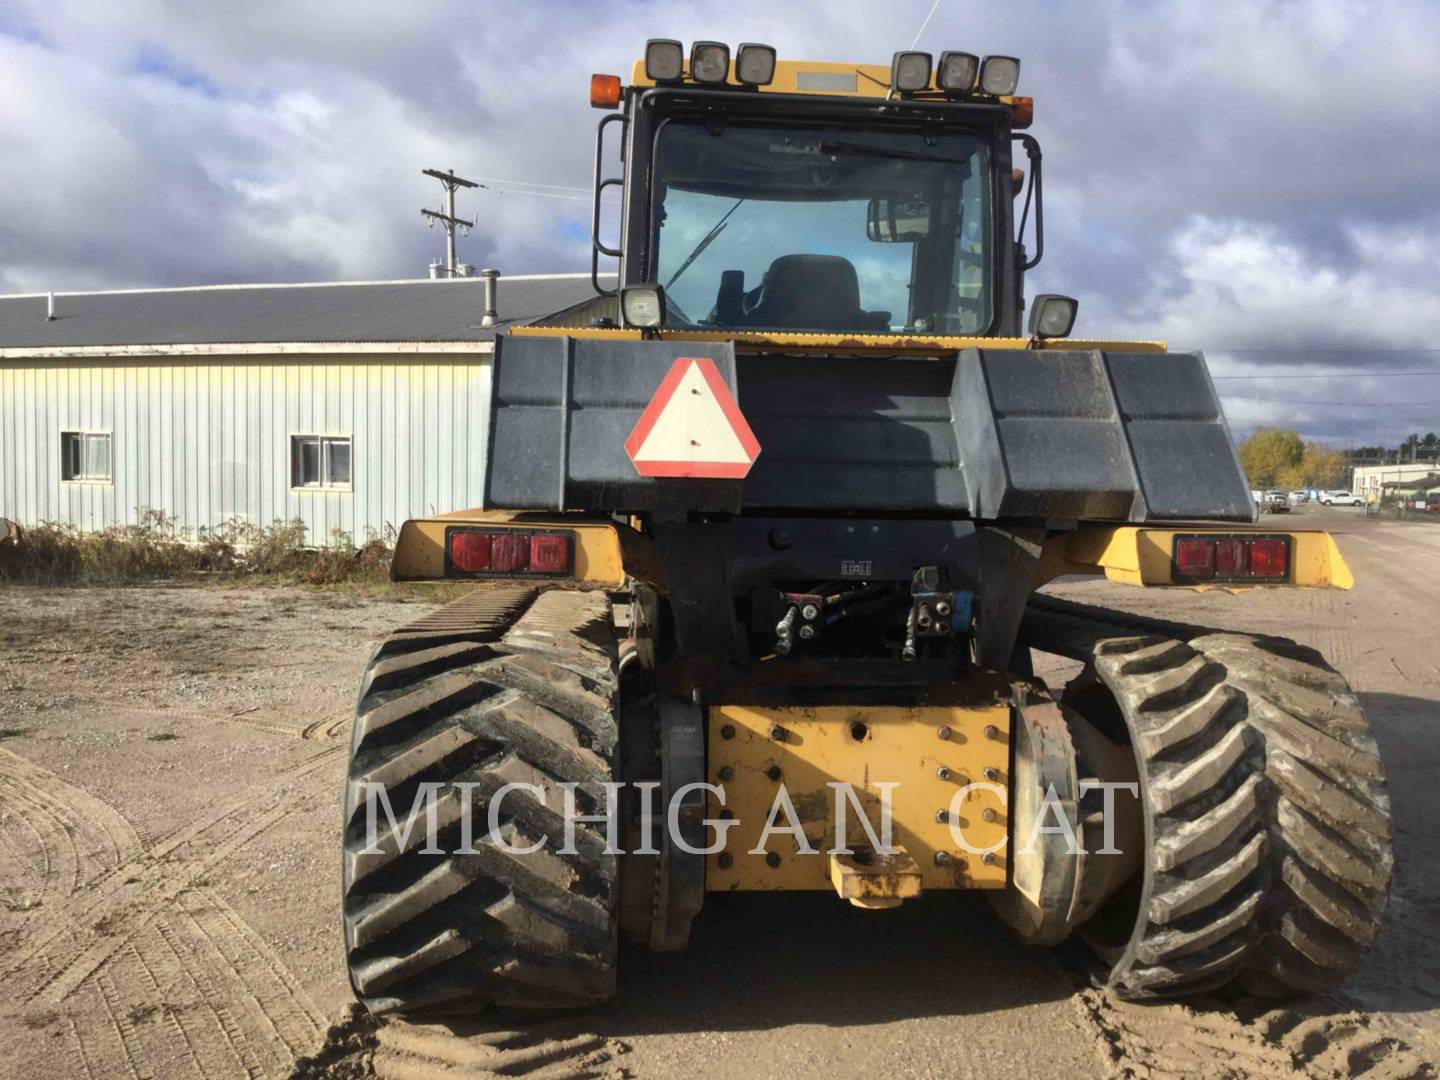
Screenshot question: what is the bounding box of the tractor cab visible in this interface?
[589,43,1055,341]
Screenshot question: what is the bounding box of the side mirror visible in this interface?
[867,197,931,242]
[1027,294,1078,339]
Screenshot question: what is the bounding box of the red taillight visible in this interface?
[1214,538,1248,575]
[491,532,529,572]
[1250,538,1288,577]
[447,529,573,577]
[449,531,492,571]
[1174,534,1290,581]
[529,534,571,574]
[1176,538,1215,577]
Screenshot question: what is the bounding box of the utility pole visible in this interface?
[421,168,479,277]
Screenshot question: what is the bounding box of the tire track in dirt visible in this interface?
[2,744,336,1079]
[1075,987,1438,1079]
[0,747,143,947]
[5,742,342,984]
[294,1007,634,1079]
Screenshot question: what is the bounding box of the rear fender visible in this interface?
[1037,525,1353,589]
[390,510,661,587]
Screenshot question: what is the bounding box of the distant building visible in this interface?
[1352,463,1440,500]
[0,274,606,542]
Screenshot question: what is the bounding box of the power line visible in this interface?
[467,176,592,193]
[1207,346,1440,354]
[1212,370,1440,380]
[909,0,944,49]
[1221,395,1440,407]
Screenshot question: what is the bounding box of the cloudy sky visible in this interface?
[2,0,1438,445]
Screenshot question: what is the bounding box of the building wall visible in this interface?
[0,351,493,543]
[1353,463,1439,497]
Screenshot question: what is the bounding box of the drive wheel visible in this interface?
[340,586,620,1017]
[1064,635,1269,999]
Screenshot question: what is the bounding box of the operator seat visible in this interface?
[743,254,889,332]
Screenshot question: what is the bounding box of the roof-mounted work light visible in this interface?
[890,51,932,93]
[735,42,777,86]
[936,51,979,92]
[621,283,667,328]
[979,55,1021,96]
[690,41,731,84]
[644,38,684,82]
[1028,294,1078,340]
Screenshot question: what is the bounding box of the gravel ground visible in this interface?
[1,505,1437,1079]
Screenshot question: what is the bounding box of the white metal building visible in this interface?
[1351,462,1440,500]
[0,274,603,543]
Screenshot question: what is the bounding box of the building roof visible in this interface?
[0,274,606,355]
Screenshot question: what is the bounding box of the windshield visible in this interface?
[651,118,992,335]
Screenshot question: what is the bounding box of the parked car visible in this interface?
[1289,490,1310,504]
[1425,500,1440,515]
[1263,492,1291,513]
[1319,490,1363,506]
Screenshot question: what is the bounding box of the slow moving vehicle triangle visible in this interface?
[625,356,761,478]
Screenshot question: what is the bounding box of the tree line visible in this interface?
[1236,428,1348,489]
[1345,432,1440,465]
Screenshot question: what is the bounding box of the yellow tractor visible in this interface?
[340,43,1390,1014]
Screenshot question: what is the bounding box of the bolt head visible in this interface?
[984,766,1000,781]
[765,851,781,868]
[798,624,816,640]
[937,766,952,781]
[800,603,820,620]
[935,808,949,823]
[937,725,952,741]
[982,808,998,823]
[766,765,782,782]
[984,724,999,740]
[720,724,736,740]
[981,851,997,865]
[718,852,734,869]
[718,766,734,782]
[770,724,786,741]
[934,851,953,866]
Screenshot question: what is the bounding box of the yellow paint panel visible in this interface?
[510,325,1167,356]
[1040,526,1355,589]
[707,702,1011,892]
[390,512,630,585]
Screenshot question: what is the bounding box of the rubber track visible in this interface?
[1066,634,1268,999]
[1027,594,1393,999]
[341,585,621,1017]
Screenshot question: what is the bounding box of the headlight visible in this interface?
[1028,294,1078,339]
[690,41,730,84]
[735,42,777,86]
[621,284,666,328]
[890,50,932,93]
[979,55,1021,96]
[936,51,979,92]
[645,39,684,82]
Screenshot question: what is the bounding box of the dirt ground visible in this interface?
[1,504,1437,1079]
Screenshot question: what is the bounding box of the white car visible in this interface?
[1319,490,1363,506]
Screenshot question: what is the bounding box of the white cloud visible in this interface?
[1,0,1438,447]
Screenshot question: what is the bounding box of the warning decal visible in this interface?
[624,357,761,479]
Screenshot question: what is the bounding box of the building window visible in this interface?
[291,435,352,489]
[61,431,112,482]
